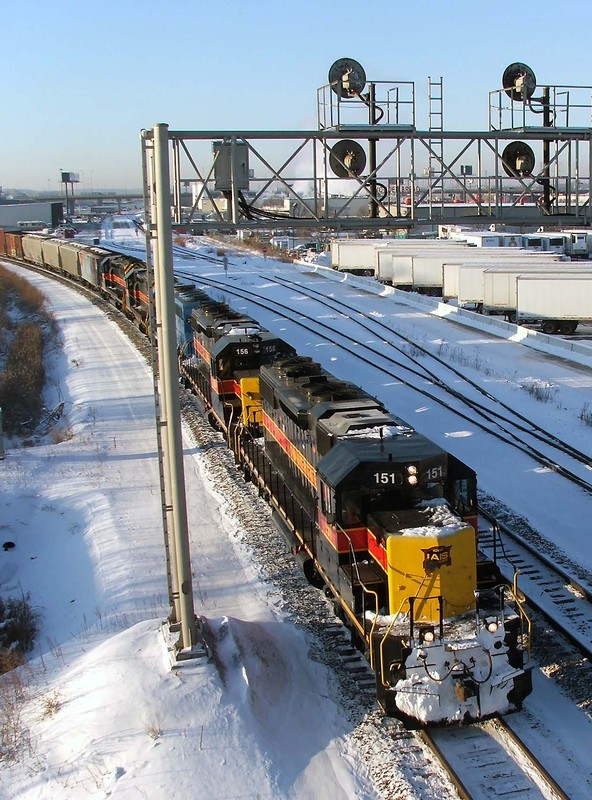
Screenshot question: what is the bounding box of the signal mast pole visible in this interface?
[151,123,198,652]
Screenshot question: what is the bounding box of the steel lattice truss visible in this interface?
[141,70,592,234]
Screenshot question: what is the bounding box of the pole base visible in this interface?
[160,619,209,667]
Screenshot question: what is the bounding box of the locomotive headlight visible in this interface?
[406,465,418,485]
[485,617,499,633]
[419,626,436,644]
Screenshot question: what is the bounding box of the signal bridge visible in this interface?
[143,60,592,236]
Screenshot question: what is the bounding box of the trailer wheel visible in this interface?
[559,321,578,335]
[542,320,558,334]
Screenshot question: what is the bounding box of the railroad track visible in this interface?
[180,267,592,493]
[478,507,592,659]
[420,716,570,799]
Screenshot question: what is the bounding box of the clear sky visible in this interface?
[4,0,591,192]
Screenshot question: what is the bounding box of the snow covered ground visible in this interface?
[0,262,389,800]
[1,245,591,798]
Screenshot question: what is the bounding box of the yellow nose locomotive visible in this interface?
[240,354,532,725]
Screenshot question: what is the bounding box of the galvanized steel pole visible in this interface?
[152,123,197,650]
[141,133,181,624]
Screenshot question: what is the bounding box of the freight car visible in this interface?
[1,232,150,332]
[1,229,533,726]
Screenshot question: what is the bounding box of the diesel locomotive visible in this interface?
[179,287,533,726]
[2,229,533,725]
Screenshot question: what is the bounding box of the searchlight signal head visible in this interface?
[328,58,367,98]
[502,141,536,178]
[502,62,537,102]
[329,139,367,178]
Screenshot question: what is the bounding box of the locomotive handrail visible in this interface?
[509,570,532,661]
[378,598,412,688]
[338,524,381,666]
[223,401,236,449]
[232,419,245,455]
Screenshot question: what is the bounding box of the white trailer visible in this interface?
[482,264,592,319]
[499,233,524,248]
[520,234,550,252]
[516,273,592,333]
[411,251,478,293]
[456,257,565,309]
[333,238,467,277]
[447,229,506,246]
[330,239,397,273]
[537,233,568,253]
[378,245,469,288]
[374,240,466,279]
[412,250,563,296]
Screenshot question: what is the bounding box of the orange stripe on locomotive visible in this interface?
[262,410,317,488]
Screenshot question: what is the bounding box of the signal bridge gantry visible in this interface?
[142,59,592,236]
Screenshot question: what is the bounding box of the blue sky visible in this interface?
[4,0,591,191]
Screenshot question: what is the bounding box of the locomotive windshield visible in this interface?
[340,478,445,529]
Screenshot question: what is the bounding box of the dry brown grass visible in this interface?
[0,268,47,314]
[0,594,42,662]
[0,266,55,433]
[240,236,295,263]
[0,665,32,762]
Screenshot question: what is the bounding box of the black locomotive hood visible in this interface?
[316,430,447,488]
